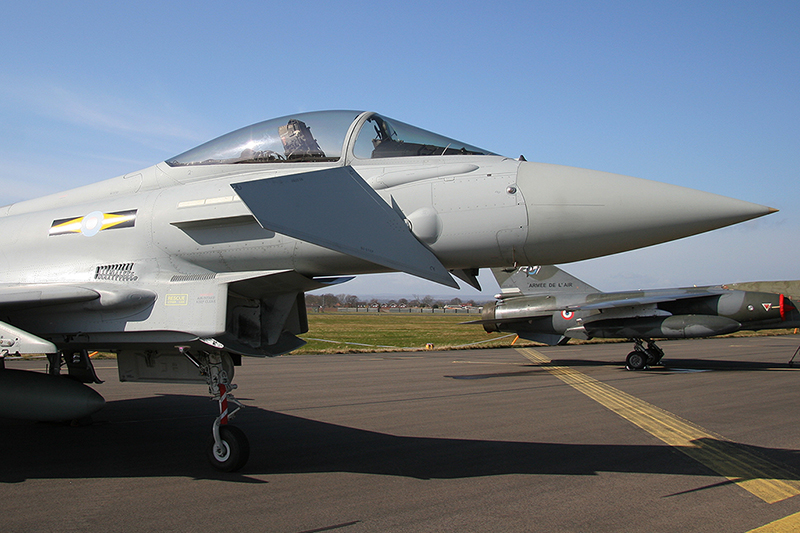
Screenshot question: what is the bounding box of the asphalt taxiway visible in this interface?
[3,336,800,532]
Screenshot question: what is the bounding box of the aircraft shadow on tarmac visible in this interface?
[552,358,799,371]
[2,394,799,486]
[446,358,800,380]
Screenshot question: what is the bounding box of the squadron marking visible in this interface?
[49,210,137,237]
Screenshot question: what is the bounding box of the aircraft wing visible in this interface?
[466,289,726,324]
[0,282,160,312]
[0,284,100,309]
[231,166,458,288]
[0,283,160,355]
[0,284,98,354]
[461,314,553,325]
[565,290,723,311]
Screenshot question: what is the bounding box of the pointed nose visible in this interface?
[515,162,776,265]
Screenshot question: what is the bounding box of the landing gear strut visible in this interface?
[625,339,665,371]
[181,348,250,472]
[47,349,104,383]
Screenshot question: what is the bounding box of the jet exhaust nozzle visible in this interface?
[480,301,499,333]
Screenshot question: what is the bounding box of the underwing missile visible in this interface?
[0,369,105,421]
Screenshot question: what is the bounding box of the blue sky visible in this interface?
[1,1,798,298]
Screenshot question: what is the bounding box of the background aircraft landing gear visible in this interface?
[626,349,648,370]
[181,348,249,472]
[626,339,665,370]
[644,340,665,366]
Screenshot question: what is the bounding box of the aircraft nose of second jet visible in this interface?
[515,161,776,265]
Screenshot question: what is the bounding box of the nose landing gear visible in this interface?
[207,422,250,472]
[180,348,250,472]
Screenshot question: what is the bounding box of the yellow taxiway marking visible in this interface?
[748,511,800,532]
[517,348,800,504]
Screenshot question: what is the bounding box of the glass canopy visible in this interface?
[166,111,496,166]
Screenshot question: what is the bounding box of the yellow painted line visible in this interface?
[517,347,800,504]
[748,511,800,532]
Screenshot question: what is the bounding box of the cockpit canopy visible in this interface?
[165,110,496,166]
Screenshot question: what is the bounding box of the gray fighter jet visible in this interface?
[477,265,800,369]
[0,110,776,470]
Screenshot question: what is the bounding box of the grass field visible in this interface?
[297,312,521,354]
[296,312,799,355]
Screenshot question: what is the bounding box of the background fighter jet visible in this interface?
[0,110,776,471]
[477,265,800,369]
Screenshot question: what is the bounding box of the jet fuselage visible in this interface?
[0,111,776,355]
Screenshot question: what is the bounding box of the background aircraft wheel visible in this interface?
[207,425,250,472]
[626,351,647,371]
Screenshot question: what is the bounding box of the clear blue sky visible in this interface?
[1,1,798,298]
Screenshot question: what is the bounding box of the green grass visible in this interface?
[297,312,519,354]
[297,312,800,355]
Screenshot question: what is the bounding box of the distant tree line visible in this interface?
[305,293,488,309]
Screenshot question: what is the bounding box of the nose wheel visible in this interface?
[207,424,250,472]
[180,348,250,472]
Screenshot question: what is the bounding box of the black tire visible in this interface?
[626,351,647,371]
[207,425,250,472]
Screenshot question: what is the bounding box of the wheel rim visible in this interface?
[213,440,231,462]
[629,352,645,369]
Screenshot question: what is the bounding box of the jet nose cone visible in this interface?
[515,162,776,265]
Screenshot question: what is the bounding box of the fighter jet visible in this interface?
[0,110,776,471]
[476,265,800,369]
